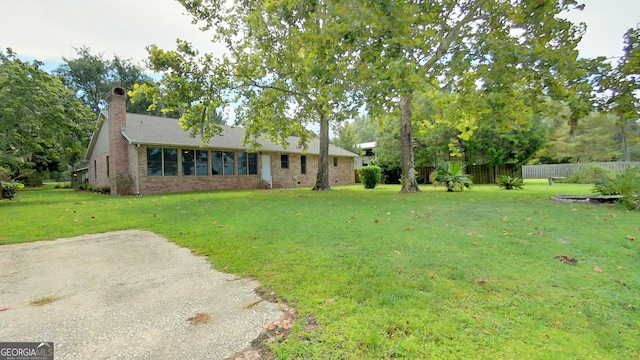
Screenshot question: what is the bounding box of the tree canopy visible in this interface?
[0,48,95,182]
[55,46,166,116]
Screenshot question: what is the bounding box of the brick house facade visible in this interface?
[84,87,357,195]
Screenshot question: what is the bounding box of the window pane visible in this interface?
[248,153,258,175]
[212,151,223,175]
[164,148,178,176]
[281,154,289,169]
[237,152,247,175]
[147,147,162,176]
[333,157,338,167]
[182,149,195,176]
[223,151,235,175]
[196,150,208,176]
[301,155,306,174]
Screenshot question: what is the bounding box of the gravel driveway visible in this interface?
[0,230,283,359]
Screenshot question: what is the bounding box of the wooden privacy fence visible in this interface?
[522,162,640,179]
[418,164,521,184]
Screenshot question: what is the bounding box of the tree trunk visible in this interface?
[399,94,420,193]
[313,113,331,190]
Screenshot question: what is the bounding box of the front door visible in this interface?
[261,154,272,187]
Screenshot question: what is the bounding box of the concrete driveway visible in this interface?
[0,230,283,359]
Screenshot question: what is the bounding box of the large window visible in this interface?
[212,151,223,175]
[301,156,306,174]
[237,152,258,175]
[147,147,177,176]
[182,149,209,176]
[281,154,289,169]
[248,153,258,175]
[223,151,235,175]
[163,148,178,176]
[147,147,163,176]
[182,150,195,175]
[212,151,236,175]
[196,150,208,176]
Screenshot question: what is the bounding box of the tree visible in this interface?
[350,0,586,192]
[133,0,362,190]
[599,26,640,161]
[0,48,94,183]
[55,46,165,116]
[331,114,379,153]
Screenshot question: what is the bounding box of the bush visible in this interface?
[592,166,640,210]
[496,175,524,190]
[360,166,382,189]
[1,181,25,199]
[567,165,612,184]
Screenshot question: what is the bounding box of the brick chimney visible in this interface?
[106,87,129,195]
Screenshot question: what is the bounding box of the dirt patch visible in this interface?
[0,230,284,359]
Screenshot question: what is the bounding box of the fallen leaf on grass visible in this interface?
[326,298,336,303]
[593,266,604,273]
[394,250,401,255]
[374,219,380,223]
[502,216,509,222]
[555,254,578,265]
[217,224,225,228]
[626,235,636,241]
[472,242,479,246]
[351,215,357,220]
[477,279,488,285]
[405,227,411,231]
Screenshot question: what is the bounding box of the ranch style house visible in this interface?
[83,87,357,195]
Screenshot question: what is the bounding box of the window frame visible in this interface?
[281,154,289,169]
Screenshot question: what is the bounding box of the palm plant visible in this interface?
[496,175,524,190]
[433,161,472,192]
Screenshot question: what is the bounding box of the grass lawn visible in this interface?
[1,181,639,359]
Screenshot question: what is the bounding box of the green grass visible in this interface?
[2,181,639,358]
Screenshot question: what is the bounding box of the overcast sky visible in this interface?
[1,0,638,70]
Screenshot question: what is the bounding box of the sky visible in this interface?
[1,0,639,72]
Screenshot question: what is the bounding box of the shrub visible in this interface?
[592,166,640,210]
[567,165,612,184]
[360,166,382,189]
[496,175,524,190]
[1,181,25,199]
[432,161,472,192]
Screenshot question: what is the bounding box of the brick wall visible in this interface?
[107,87,129,195]
[88,152,110,188]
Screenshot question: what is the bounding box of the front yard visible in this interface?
[1,182,638,358]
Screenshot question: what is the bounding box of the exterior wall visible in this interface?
[271,153,353,188]
[88,151,110,188]
[133,146,355,195]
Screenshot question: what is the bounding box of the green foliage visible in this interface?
[360,166,382,189]
[77,183,110,195]
[496,175,524,190]
[0,48,95,182]
[567,165,612,184]
[432,161,472,192]
[592,166,640,210]
[1,181,24,199]
[54,46,168,116]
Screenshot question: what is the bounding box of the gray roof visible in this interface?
[117,112,357,157]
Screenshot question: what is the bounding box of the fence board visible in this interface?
[522,162,640,179]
